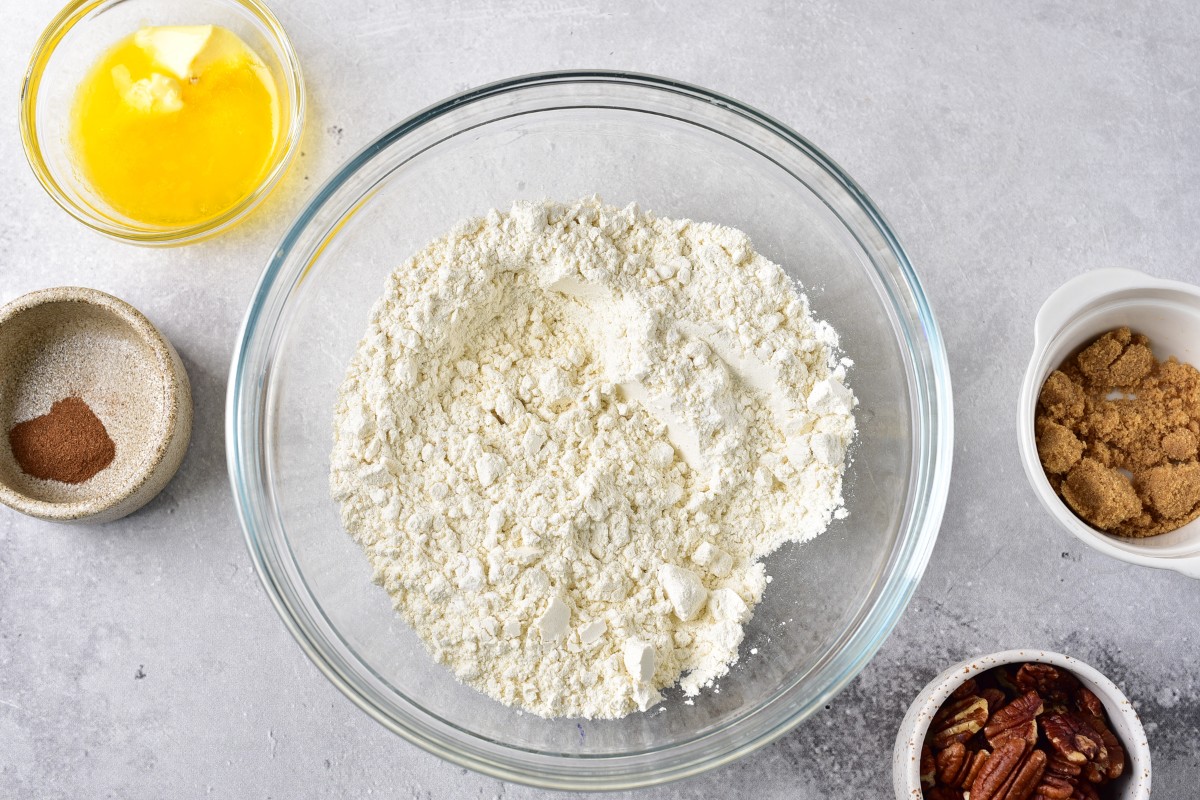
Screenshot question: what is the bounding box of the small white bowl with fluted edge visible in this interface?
[893,649,1151,800]
[1017,268,1200,579]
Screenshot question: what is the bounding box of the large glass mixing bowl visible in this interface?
[227,72,953,790]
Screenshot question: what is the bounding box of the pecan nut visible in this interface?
[1004,748,1048,800]
[1073,686,1104,720]
[970,738,1048,800]
[1045,753,1082,778]
[1032,774,1074,799]
[920,743,936,788]
[935,741,990,788]
[1093,721,1125,781]
[1070,689,1125,782]
[985,690,1043,748]
[1069,780,1100,800]
[1016,664,1078,706]
[962,748,993,789]
[951,677,980,700]
[935,741,966,785]
[930,694,989,749]
[982,686,1008,714]
[1043,713,1102,765]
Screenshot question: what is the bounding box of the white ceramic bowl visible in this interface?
[893,649,1151,800]
[1018,268,1200,579]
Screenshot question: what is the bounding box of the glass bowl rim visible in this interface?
[226,69,954,790]
[18,0,306,246]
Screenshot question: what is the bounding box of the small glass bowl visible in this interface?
[227,72,954,789]
[19,0,305,246]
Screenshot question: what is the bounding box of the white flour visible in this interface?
[330,198,856,719]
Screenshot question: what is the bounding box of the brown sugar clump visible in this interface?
[1060,458,1141,530]
[1038,370,1085,423]
[1162,429,1198,461]
[1076,327,1156,389]
[1035,417,1084,474]
[1034,326,1200,537]
[1136,463,1200,522]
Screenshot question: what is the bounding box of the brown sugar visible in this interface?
[1035,327,1200,537]
[8,396,116,484]
[1060,458,1142,530]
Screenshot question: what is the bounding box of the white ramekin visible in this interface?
[1017,268,1200,579]
[893,649,1151,800]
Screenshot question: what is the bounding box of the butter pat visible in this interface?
[112,25,248,115]
[134,25,236,80]
[111,66,182,113]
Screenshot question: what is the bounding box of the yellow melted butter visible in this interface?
[70,25,280,228]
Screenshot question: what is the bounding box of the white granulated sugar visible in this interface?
[330,197,856,719]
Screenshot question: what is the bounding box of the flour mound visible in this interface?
[330,198,855,719]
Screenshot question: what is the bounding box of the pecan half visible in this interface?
[936,742,990,788]
[962,748,993,789]
[920,743,936,789]
[952,677,980,700]
[930,694,989,749]
[1043,713,1101,765]
[935,741,967,785]
[1070,692,1125,782]
[1093,720,1125,781]
[985,690,1043,748]
[982,686,1007,713]
[970,739,1047,800]
[1032,774,1075,800]
[1046,754,1082,778]
[1004,748,1048,800]
[1073,686,1104,720]
[1016,664,1078,705]
[1070,780,1100,800]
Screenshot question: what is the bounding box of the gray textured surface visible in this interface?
[2,1,1199,797]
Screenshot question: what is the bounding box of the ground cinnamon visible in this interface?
[8,396,116,484]
[1035,327,1200,537]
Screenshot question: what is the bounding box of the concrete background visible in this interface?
[2,0,1198,797]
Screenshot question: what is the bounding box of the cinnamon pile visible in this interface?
[8,396,116,484]
[1035,327,1200,537]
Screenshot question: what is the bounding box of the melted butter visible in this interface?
[70,25,280,227]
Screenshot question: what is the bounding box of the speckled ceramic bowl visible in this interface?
[0,287,192,523]
[893,649,1151,800]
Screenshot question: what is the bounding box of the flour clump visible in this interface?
[330,198,856,719]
